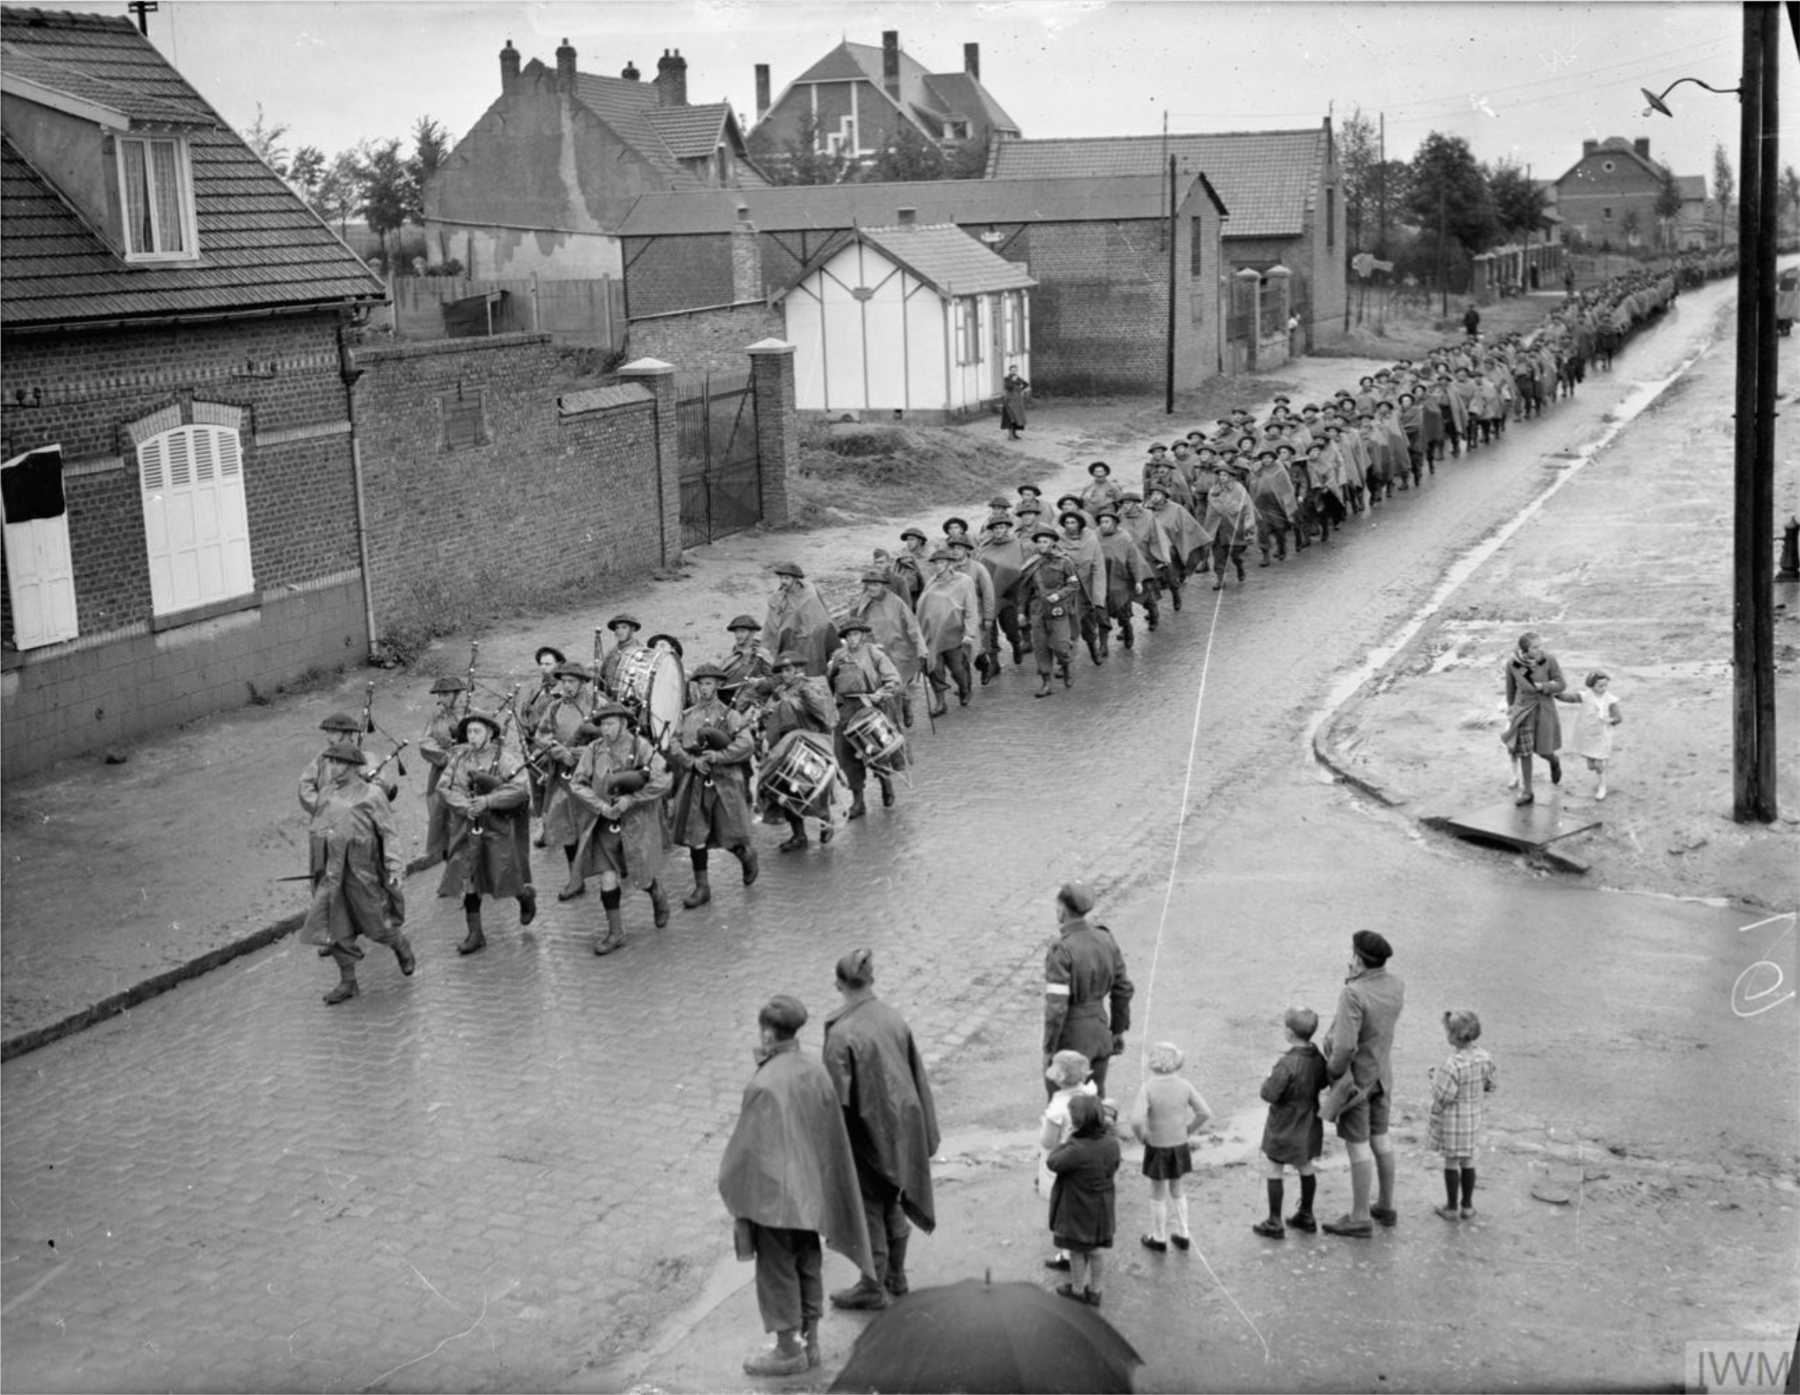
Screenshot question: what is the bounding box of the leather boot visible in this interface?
[392,934,416,977]
[1169,583,1183,611]
[457,908,486,956]
[1234,557,1246,582]
[558,850,585,900]
[593,903,628,955]
[1086,633,1104,666]
[1276,536,1288,561]
[802,1317,821,1369]
[733,843,761,886]
[1098,628,1110,659]
[778,816,808,852]
[1258,547,1272,568]
[1035,673,1054,699]
[884,1233,910,1296]
[879,775,895,808]
[1058,655,1073,688]
[1121,620,1135,650]
[847,791,868,820]
[518,889,537,926]
[743,1333,808,1378]
[648,880,670,929]
[830,1276,891,1311]
[683,869,711,909]
[323,956,358,1005]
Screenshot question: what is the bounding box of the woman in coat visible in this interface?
[571,702,672,955]
[1502,632,1566,807]
[1000,365,1029,439]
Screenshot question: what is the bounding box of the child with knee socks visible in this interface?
[1427,1009,1497,1220]
[1129,1042,1212,1252]
[1253,1006,1331,1237]
[1046,1093,1119,1306]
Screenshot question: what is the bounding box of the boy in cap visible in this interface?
[299,738,412,1004]
[437,709,536,956]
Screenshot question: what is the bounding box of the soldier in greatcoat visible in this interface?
[410,675,466,873]
[436,710,535,956]
[826,618,903,820]
[765,562,838,678]
[846,570,926,728]
[914,549,980,715]
[822,950,940,1311]
[974,516,1028,669]
[1020,526,1081,697]
[1093,508,1148,653]
[299,740,411,1005]
[535,660,592,900]
[665,663,759,909]
[570,702,672,956]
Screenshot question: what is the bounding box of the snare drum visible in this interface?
[615,647,685,748]
[758,732,838,817]
[843,706,905,772]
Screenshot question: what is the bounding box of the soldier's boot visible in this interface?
[392,933,416,977]
[1097,626,1111,659]
[457,907,486,956]
[1212,569,1226,591]
[802,1317,821,1369]
[1058,654,1073,688]
[884,1233,911,1296]
[1145,599,1160,631]
[1234,556,1247,582]
[518,888,537,926]
[1258,546,1272,568]
[1276,534,1288,561]
[323,948,359,1005]
[900,690,914,728]
[878,774,896,807]
[743,1332,808,1378]
[1169,582,1183,611]
[1120,618,1135,651]
[682,851,712,909]
[593,892,628,955]
[558,846,585,901]
[830,1275,891,1311]
[647,880,670,929]
[847,789,868,820]
[778,815,809,852]
[732,842,761,886]
[1086,632,1104,666]
[1035,672,1054,699]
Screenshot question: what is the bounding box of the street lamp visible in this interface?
[1641,9,1777,823]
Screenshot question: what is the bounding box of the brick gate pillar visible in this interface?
[747,338,797,528]
[617,357,682,565]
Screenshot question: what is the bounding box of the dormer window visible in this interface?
[116,135,196,260]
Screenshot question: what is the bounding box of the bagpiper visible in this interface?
[666,663,760,909]
[570,702,673,955]
[437,709,536,956]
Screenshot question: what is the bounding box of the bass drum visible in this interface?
[615,647,685,748]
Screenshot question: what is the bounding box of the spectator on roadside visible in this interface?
[1321,930,1406,1238]
[1463,302,1481,338]
[1427,1009,1497,1222]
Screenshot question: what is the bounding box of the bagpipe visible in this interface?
[358,678,410,782]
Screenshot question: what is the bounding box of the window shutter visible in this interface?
[2,445,78,649]
[139,425,254,617]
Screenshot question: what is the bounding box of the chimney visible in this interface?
[1582,138,1598,157]
[621,59,640,81]
[555,38,576,92]
[963,42,980,81]
[896,206,917,227]
[755,63,771,120]
[1634,136,1650,159]
[499,39,520,96]
[882,31,900,100]
[656,48,688,107]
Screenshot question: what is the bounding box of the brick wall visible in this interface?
[624,235,736,317]
[351,334,676,640]
[626,302,784,374]
[0,313,371,774]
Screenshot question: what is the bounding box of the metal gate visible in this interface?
[675,370,762,548]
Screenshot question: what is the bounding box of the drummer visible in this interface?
[827,616,904,819]
[665,663,759,910]
[534,659,593,901]
[757,649,841,853]
[597,613,646,699]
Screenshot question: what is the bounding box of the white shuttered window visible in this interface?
[138,425,254,616]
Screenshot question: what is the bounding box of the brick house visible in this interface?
[1552,135,1708,251]
[0,6,385,776]
[424,38,765,281]
[747,30,1019,168]
[614,172,1229,395]
[984,124,1346,350]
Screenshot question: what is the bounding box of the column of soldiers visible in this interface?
[299,264,1677,1003]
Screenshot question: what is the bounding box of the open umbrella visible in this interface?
[829,1274,1143,1394]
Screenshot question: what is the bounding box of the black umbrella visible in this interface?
[829,1274,1143,1394]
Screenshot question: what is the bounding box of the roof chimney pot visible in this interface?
[754,62,771,120]
[555,38,576,92]
[882,31,900,101]
[1633,136,1650,159]
[622,59,640,81]
[963,42,980,81]
[1582,138,1598,156]
[656,47,688,107]
[500,39,521,96]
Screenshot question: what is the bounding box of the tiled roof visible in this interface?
[644,105,730,160]
[920,72,1019,136]
[0,40,199,125]
[853,223,1036,296]
[987,129,1327,238]
[0,8,385,329]
[562,65,742,188]
[619,172,1204,237]
[786,40,1018,139]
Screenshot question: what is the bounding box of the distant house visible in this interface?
[1673,174,1716,250]
[424,38,764,280]
[984,124,1345,349]
[1552,135,1707,250]
[615,171,1229,395]
[0,6,386,775]
[775,220,1035,420]
[748,30,1019,170]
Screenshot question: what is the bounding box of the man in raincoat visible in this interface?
[436,710,536,956]
[720,995,871,1377]
[822,949,940,1310]
[847,569,926,729]
[570,702,672,955]
[765,562,838,678]
[974,516,1029,668]
[299,740,411,1005]
[915,549,980,715]
[1202,464,1258,591]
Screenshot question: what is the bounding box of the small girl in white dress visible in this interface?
[1556,670,1623,799]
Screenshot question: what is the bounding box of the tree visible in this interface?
[859,122,946,183]
[245,103,289,179]
[288,145,326,206]
[1655,168,1684,251]
[1713,141,1735,245]
[314,145,365,235]
[1408,132,1498,264]
[1338,108,1380,251]
[1487,157,1547,241]
[408,116,452,223]
[944,130,990,181]
[357,138,411,269]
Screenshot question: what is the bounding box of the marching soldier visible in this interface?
[1246,448,1302,566]
[915,548,980,715]
[757,650,842,852]
[1021,525,1081,697]
[945,535,997,685]
[523,646,565,846]
[437,710,536,956]
[1056,510,1109,667]
[298,739,411,1006]
[597,613,647,698]
[570,702,673,955]
[1117,492,1173,623]
[766,562,838,677]
[1093,508,1149,653]
[974,516,1028,668]
[666,663,760,909]
[892,528,930,606]
[827,617,904,819]
[300,710,370,814]
[1145,483,1209,599]
[1203,464,1257,590]
[718,615,774,711]
[1080,461,1123,517]
[410,675,467,874]
[535,660,593,900]
[848,569,926,728]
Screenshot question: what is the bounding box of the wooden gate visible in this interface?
[675,371,762,548]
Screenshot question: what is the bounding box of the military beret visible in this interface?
[321,739,367,765]
[726,614,762,631]
[835,949,875,987]
[319,711,363,733]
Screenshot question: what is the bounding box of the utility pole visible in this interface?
[1378,113,1386,255]
[127,0,157,34]
[1438,183,1448,316]
[1733,1,1779,820]
[1166,154,1177,416]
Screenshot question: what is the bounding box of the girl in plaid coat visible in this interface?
[1427,1010,1497,1220]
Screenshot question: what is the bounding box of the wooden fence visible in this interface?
[376,275,626,350]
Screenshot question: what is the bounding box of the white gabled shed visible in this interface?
[775,219,1036,421]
